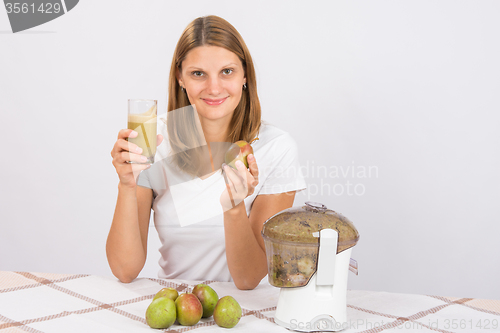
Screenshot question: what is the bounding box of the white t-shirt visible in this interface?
[137,118,306,282]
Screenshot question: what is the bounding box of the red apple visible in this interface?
[175,293,203,326]
[225,140,254,169]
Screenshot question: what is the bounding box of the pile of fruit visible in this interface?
[145,284,242,329]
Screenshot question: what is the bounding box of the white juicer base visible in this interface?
[274,248,352,332]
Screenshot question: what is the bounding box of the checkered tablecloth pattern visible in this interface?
[0,271,498,332]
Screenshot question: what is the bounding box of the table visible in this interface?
[0,271,498,332]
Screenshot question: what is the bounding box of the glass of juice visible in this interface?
[127,99,157,164]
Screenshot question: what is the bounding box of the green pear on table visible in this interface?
[153,287,179,301]
[145,297,176,329]
[213,295,242,328]
[192,283,219,318]
[175,293,203,326]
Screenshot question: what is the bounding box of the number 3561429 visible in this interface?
[5,3,62,14]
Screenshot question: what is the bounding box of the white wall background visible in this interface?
[1,1,499,300]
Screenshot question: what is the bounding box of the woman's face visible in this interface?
[178,45,246,124]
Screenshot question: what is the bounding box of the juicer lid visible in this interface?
[261,201,359,254]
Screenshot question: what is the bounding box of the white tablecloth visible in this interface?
[0,271,499,332]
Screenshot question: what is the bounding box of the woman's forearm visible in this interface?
[106,183,148,283]
[223,203,268,290]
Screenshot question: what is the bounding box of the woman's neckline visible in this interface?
[199,169,219,180]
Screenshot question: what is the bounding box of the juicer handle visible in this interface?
[316,228,338,286]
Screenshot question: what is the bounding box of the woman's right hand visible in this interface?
[111,129,163,188]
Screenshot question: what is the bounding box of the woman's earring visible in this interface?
[243,83,247,90]
[181,86,185,92]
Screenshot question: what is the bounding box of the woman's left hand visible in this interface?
[220,154,259,212]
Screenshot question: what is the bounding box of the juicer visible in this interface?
[261,201,360,332]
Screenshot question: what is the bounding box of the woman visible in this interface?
[108,15,306,290]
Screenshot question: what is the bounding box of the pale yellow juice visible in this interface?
[127,105,157,163]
